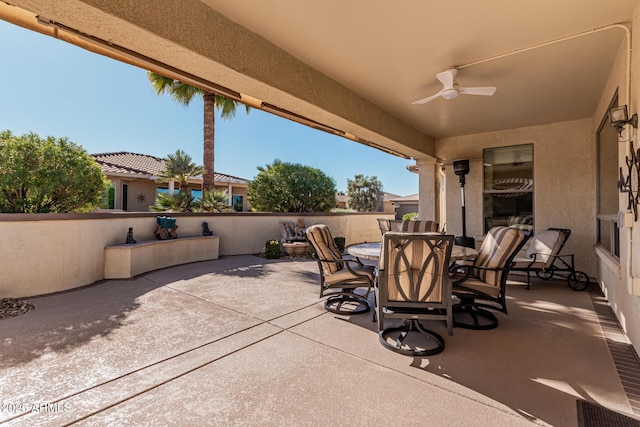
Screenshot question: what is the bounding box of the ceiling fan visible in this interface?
[412,68,496,105]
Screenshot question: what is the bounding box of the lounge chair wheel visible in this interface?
[568,271,590,291]
[536,270,554,281]
[379,320,445,356]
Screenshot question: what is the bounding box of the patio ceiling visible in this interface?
[202,0,636,138]
[2,0,638,157]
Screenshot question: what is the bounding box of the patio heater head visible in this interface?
[453,159,470,186]
[453,159,470,176]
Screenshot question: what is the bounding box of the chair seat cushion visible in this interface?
[453,278,501,298]
[325,267,375,286]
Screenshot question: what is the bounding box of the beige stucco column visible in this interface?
[228,183,233,207]
[417,158,438,222]
[168,181,175,195]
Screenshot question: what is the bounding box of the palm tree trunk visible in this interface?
[202,92,216,192]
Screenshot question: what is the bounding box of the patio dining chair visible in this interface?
[376,232,454,356]
[452,226,527,330]
[306,224,374,315]
[377,219,440,236]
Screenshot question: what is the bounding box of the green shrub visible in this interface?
[402,212,419,220]
[265,240,281,259]
[333,236,346,253]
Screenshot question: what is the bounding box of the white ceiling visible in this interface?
[202,0,637,138]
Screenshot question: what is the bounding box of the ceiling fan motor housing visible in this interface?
[442,88,459,99]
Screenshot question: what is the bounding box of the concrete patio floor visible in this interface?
[1,255,638,426]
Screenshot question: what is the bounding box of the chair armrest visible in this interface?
[451,265,474,285]
[312,256,360,265]
[342,259,376,281]
[451,263,510,286]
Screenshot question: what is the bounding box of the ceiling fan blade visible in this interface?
[459,86,496,96]
[412,89,445,104]
[436,69,457,88]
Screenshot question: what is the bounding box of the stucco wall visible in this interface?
[122,180,157,212]
[435,119,595,276]
[0,212,390,298]
[592,8,640,351]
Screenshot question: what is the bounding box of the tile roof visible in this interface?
[92,152,250,184]
[388,193,418,202]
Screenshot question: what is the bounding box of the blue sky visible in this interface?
[0,20,418,196]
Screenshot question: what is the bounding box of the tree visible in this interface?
[347,174,383,212]
[200,188,233,213]
[156,149,203,194]
[147,72,250,192]
[248,160,336,212]
[150,191,200,213]
[0,130,108,213]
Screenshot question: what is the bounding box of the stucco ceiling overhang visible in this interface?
[1,0,638,161]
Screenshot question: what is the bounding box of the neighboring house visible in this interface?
[93,152,251,212]
[335,194,348,209]
[389,193,419,220]
[335,192,400,213]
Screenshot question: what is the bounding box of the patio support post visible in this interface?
[417,158,437,222]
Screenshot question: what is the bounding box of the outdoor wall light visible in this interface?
[609,105,638,133]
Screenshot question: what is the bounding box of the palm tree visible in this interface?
[147,72,250,192]
[157,149,203,194]
[151,191,200,213]
[200,188,233,213]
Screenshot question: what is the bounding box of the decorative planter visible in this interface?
[282,242,309,257]
[154,216,178,240]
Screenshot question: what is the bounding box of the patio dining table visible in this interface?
[346,241,478,262]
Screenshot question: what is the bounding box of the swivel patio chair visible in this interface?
[511,228,590,291]
[376,232,454,356]
[377,218,392,235]
[452,226,528,330]
[306,224,374,315]
[377,219,439,236]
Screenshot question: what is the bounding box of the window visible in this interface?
[597,95,620,259]
[100,183,115,209]
[156,187,202,201]
[483,145,534,234]
[233,195,243,212]
[122,184,128,211]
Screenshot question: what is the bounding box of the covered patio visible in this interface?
[2,1,640,356]
[3,1,640,425]
[1,255,638,426]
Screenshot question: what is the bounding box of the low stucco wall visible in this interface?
[0,212,391,298]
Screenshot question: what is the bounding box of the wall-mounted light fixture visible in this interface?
[609,105,638,134]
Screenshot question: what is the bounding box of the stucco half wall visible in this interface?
[0,213,391,298]
[435,118,595,276]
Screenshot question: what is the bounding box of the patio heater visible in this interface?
[453,159,475,248]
